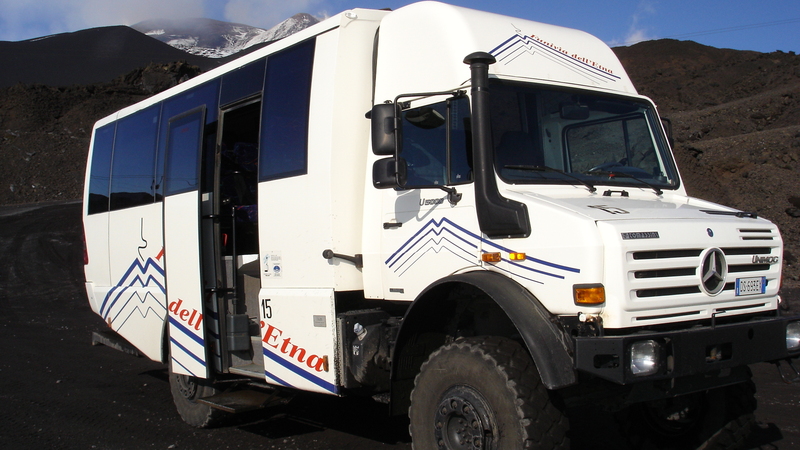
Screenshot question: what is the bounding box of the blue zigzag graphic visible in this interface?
[386,217,580,283]
[110,291,166,329]
[490,32,621,84]
[100,256,166,321]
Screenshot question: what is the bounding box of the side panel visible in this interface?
[101,204,166,360]
[380,190,481,301]
[259,288,339,395]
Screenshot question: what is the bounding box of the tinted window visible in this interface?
[401,96,472,188]
[87,123,115,214]
[221,58,266,106]
[165,109,205,195]
[110,104,160,210]
[157,80,220,199]
[259,39,315,181]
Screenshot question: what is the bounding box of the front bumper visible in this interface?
[574,315,800,385]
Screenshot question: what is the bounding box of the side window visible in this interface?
[259,39,315,181]
[401,96,472,188]
[221,58,266,106]
[402,103,447,186]
[87,123,115,215]
[449,97,472,185]
[110,104,160,210]
[165,109,205,196]
[156,80,220,200]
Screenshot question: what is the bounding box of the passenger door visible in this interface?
[162,107,210,378]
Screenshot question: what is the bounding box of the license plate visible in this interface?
[735,276,766,296]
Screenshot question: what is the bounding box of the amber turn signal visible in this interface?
[481,252,502,263]
[574,285,605,305]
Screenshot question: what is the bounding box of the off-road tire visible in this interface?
[409,336,569,449]
[168,370,226,428]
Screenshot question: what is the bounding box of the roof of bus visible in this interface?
[94,1,639,130]
[374,2,636,100]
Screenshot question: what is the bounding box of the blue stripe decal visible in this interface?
[169,316,205,347]
[386,217,579,282]
[170,356,197,377]
[386,217,477,267]
[489,32,621,83]
[263,347,337,394]
[170,335,206,368]
[264,370,293,388]
[100,256,166,317]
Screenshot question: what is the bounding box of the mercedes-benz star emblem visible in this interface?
[700,248,727,295]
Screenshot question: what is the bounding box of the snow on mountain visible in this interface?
[132,14,319,59]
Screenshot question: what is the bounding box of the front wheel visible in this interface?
[409,336,569,449]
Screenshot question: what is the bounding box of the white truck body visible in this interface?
[83,2,799,447]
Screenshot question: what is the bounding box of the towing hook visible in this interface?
[776,358,800,384]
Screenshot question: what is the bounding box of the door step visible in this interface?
[91,330,141,357]
[198,389,291,413]
[229,363,263,377]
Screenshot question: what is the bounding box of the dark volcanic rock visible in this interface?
[0,26,218,88]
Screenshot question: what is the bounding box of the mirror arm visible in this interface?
[439,185,462,205]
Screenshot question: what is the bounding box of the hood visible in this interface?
[511,189,758,223]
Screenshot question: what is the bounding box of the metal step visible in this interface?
[91,330,141,357]
[197,389,290,414]
[229,363,263,377]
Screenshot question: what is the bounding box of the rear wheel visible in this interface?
[409,336,569,449]
[169,369,226,428]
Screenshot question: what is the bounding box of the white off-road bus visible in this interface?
[84,2,800,448]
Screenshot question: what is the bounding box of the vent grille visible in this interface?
[738,228,775,241]
[632,249,702,260]
[634,267,696,279]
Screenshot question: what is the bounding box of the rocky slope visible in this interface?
[614,40,800,286]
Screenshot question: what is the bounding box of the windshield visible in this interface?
[489,80,678,190]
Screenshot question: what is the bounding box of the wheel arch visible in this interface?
[390,270,577,415]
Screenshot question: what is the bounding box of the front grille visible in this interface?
[629,245,778,300]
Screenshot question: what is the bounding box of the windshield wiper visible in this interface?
[506,165,596,193]
[586,169,663,196]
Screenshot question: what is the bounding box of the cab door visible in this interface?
[162,107,210,378]
[379,96,482,300]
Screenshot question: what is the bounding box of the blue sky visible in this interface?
[1,0,798,53]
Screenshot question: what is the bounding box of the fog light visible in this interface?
[787,321,800,352]
[630,340,661,376]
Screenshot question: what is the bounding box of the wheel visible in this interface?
[168,369,226,428]
[408,336,569,449]
[621,378,756,450]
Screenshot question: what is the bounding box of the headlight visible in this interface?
[630,340,661,376]
[787,321,800,352]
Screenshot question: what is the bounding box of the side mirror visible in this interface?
[372,157,407,189]
[370,103,400,155]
